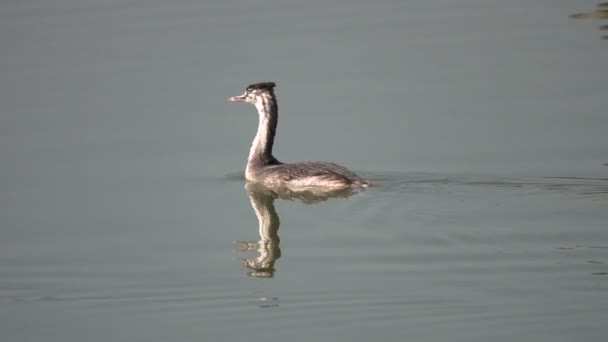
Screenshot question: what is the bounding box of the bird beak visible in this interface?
[228,91,247,102]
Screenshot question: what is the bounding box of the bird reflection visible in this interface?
[235,182,362,278]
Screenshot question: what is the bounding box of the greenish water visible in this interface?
[1,1,607,341]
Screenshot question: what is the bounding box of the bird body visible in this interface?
[228,82,368,190]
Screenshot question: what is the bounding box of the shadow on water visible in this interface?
[234,182,362,278]
[570,2,608,39]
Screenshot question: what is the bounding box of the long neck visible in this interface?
[247,93,280,171]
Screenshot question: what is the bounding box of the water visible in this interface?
[1,0,607,341]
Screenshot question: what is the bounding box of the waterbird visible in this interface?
[228,82,368,190]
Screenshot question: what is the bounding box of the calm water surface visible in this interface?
[1,0,607,341]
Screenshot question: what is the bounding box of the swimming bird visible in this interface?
[228,82,368,190]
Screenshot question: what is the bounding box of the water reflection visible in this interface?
[570,3,608,39]
[601,24,608,40]
[234,184,281,278]
[235,182,360,278]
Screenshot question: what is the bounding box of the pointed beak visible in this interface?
[228,91,247,102]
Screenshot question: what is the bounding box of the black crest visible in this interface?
[247,82,276,92]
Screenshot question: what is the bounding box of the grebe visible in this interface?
[228,82,368,190]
